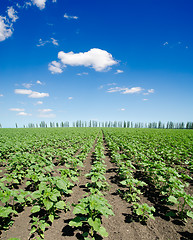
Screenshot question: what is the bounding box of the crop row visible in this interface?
[0,128,99,239]
[103,128,193,222]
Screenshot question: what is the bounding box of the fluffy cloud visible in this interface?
[14,89,32,95]
[143,99,148,101]
[148,89,154,93]
[29,91,49,98]
[120,108,125,111]
[35,101,43,105]
[51,38,58,46]
[9,108,25,111]
[68,97,73,100]
[38,109,52,113]
[14,89,49,98]
[36,80,43,85]
[107,86,143,94]
[0,16,13,41]
[49,48,118,73]
[17,112,32,116]
[64,13,78,20]
[115,69,123,74]
[32,0,47,10]
[143,89,155,95]
[48,61,63,74]
[1,1,56,42]
[0,94,3,97]
[7,7,18,22]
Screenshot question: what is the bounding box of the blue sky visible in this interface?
[0,0,193,127]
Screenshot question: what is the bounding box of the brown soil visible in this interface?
[1,136,193,240]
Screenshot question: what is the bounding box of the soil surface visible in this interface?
[1,136,193,240]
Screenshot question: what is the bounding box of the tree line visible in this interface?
[10,121,193,129]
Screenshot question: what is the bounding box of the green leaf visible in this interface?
[55,201,66,210]
[31,190,41,199]
[8,238,21,240]
[49,194,58,202]
[73,205,88,215]
[136,208,143,216]
[31,205,40,213]
[39,182,47,192]
[69,216,83,227]
[56,179,66,189]
[98,226,108,237]
[26,181,31,186]
[43,198,53,210]
[88,217,101,231]
[49,214,54,223]
[187,210,193,219]
[30,226,36,234]
[168,196,178,204]
[39,221,49,232]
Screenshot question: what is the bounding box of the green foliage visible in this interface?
[69,194,114,239]
[31,216,49,239]
[133,203,155,222]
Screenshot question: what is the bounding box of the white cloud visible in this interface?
[38,109,52,113]
[52,48,118,72]
[32,0,47,10]
[77,72,88,76]
[107,87,126,93]
[51,38,58,46]
[37,38,58,47]
[120,108,125,111]
[68,97,73,100]
[122,87,143,94]
[14,89,49,98]
[22,83,33,88]
[0,16,13,41]
[14,89,32,95]
[9,108,25,111]
[115,69,123,74]
[35,101,43,105]
[29,91,49,98]
[163,42,168,46]
[148,89,154,93]
[37,38,49,47]
[17,112,32,116]
[107,86,143,94]
[0,94,3,97]
[143,99,148,101]
[64,13,78,20]
[7,7,18,22]
[36,80,43,85]
[48,61,63,74]
[143,88,155,95]
[16,2,32,9]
